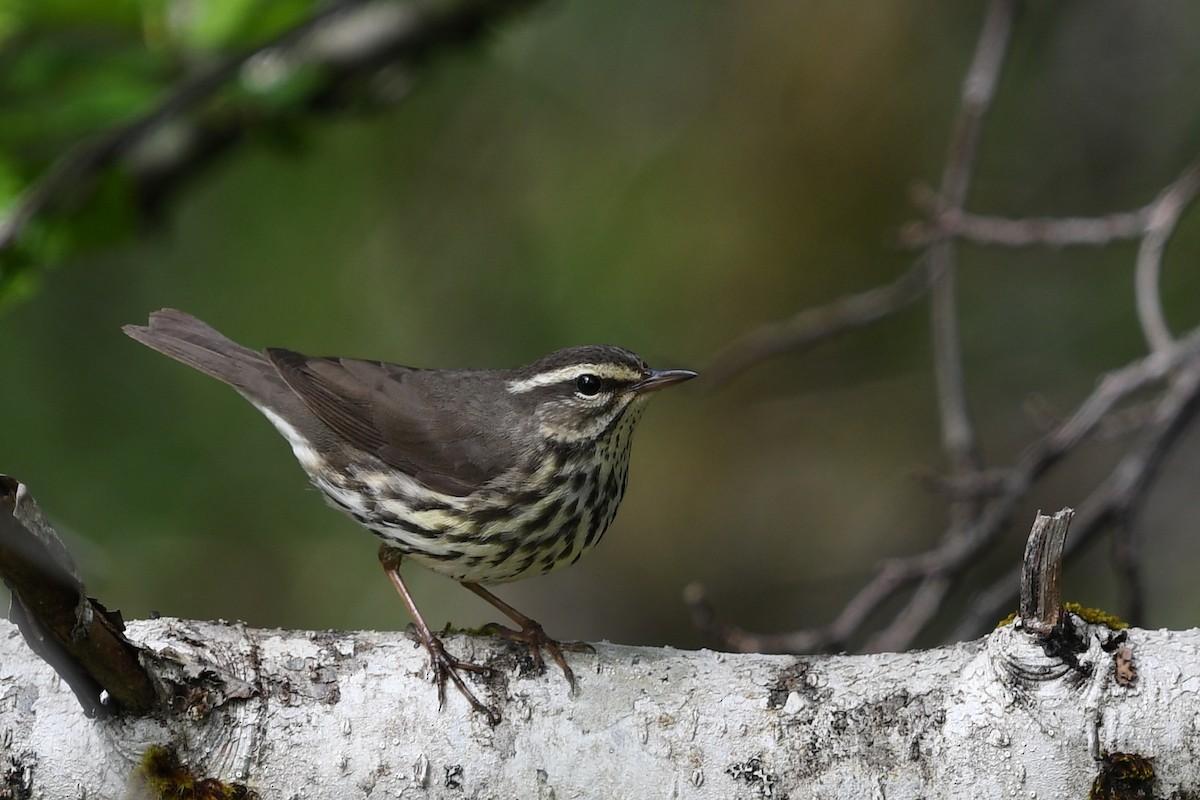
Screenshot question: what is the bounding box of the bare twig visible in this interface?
[863,575,952,653]
[690,330,1200,653]
[930,258,978,473]
[912,467,1010,501]
[707,3,1021,397]
[929,0,1017,463]
[951,348,1200,639]
[873,146,1200,652]
[1109,517,1145,627]
[693,0,1026,654]
[696,0,1200,656]
[705,257,931,388]
[864,0,1019,652]
[936,0,1016,209]
[897,206,1149,249]
[1134,158,1200,354]
[902,155,1200,256]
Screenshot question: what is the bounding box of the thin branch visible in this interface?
[930,260,978,472]
[951,347,1200,640]
[1134,157,1200,354]
[704,256,931,388]
[863,575,951,653]
[0,0,349,252]
[937,0,1017,206]
[696,0,1200,656]
[692,0,1025,654]
[704,1,1019,397]
[1109,517,1145,627]
[689,329,1200,654]
[897,205,1149,249]
[0,0,540,255]
[900,155,1200,255]
[928,0,1018,473]
[867,0,1019,652]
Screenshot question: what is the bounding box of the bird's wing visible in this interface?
[266,348,511,497]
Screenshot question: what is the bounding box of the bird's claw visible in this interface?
[479,620,592,694]
[412,628,500,724]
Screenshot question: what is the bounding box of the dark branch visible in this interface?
[0,0,541,256]
[0,475,158,716]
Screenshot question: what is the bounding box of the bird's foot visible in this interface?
[412,628,500,725]
[479,619,595,694]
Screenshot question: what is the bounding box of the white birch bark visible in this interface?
[1,615,1196,798]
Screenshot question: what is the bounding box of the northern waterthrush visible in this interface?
[124,309,696,721]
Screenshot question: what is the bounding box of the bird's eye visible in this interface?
[575,373,602,396]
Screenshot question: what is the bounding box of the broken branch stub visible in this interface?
[1018,508,1074,636]
[0,475,158,715]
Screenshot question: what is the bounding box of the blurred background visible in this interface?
[3,1,1200,650]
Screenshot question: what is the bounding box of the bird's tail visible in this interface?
[123,308,289,407]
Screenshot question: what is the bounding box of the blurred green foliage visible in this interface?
[3,1,1200,650]
[0,0,408,303]
[0,0,321,302]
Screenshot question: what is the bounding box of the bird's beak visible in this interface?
[631,368,698,394]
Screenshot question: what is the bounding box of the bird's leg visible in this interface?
[378,550,499,724]
[460,582,594,694]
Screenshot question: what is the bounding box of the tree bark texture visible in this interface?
[1,615,1196,798]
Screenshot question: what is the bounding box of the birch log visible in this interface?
[2,614,1198,798]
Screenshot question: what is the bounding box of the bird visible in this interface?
[123,308,696,721]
